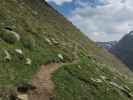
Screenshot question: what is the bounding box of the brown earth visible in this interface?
[28,63,60,100]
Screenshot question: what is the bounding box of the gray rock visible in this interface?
[26,58,32,65]
[58,54,64,60]
[4,50,11,61]
[44,37,52,45]
[9,31,20,41]
[15,49,23,55]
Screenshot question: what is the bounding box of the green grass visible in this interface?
[0,0,133,99]
[53,56,133,100]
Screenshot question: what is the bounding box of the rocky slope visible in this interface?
[0,0,133,100]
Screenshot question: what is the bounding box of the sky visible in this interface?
[46,0,133,42]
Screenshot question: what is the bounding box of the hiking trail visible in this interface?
[28,63,59,100]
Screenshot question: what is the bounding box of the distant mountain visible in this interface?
[97,41,117,50]
[110,31,133,70]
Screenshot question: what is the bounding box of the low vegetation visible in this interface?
[53,56,133,100]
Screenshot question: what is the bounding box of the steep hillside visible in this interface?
[111,31,133,71]
[0,0,133,100]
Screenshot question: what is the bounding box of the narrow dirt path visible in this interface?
[28,63,59,100]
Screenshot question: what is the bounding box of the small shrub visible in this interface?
[21,35,35,50]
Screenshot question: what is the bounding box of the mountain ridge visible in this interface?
[110,31,133,71]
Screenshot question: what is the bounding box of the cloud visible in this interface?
[93,32,106,37]
[69,0,133,42]
[46,0,73,5]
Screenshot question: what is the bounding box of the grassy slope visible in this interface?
[53,57,133,100]
[0,0,133,99]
